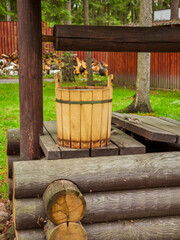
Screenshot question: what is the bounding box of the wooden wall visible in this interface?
[0,21,180,90]
[108,52,180,91]
[0,21,108,63]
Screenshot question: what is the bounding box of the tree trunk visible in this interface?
[62,0,75,83]
[170,0,179,20]
[124,0,153,113]
[84,0,93,86]
[6,0,11,21]
[45,221,88,240]
[43,180,86,225]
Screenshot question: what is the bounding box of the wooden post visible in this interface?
[17,0,43,160]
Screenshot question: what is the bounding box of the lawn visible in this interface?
[0,77,180,199]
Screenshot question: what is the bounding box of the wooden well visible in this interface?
[55,74,113,149]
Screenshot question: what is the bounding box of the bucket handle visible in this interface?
[107,74,113,88]
[54,71,62,89]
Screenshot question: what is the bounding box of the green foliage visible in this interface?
[41,0,70,26]
[0,0,17,21]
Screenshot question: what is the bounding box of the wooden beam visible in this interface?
[17,0,43,160]
[54,25,180,52]
[13,152,180,198]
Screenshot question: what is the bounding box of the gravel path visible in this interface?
[0,78,54,84]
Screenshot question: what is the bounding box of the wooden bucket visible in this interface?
[55,73,113,149]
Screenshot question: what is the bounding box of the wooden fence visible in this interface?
[0,21,108,63]
[109,52,180,91]
[0,21,180,90]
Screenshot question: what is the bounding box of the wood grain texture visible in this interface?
[127,114,180,143]
[39,135,61,160]
[45,221,87,240]
[159,117,180,127]
[43,121,89,159]
[90,141,119,157]
[15,229,45,240]
[13,187,180,229]
[84,216,180,240]
[7,155,20,178]
[53,25,180,52]
[6,129,20,155]
[43,180,86,225]
[14,198,46,230]
[17,0,43,160]
[13,152,180,199]
[111,126,146,155]
[15,217,180,240]
[112,112,177,143]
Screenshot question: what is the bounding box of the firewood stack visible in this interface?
[0,51,108,77]
[0,52,19,76]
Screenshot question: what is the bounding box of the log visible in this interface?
[13,152,180,198]
[45,220,87,240]
[15,229,45,240]
[8,178,13,200]
[84,216,180,240]
[14,198,46,230]
[7,155,20,178]
[6,129,20,155]
[14,187,180,230]
[15,216,180,240]
[43,180,86,225]
[53,25,180,52]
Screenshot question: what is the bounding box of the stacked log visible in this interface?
[6,129,20,201]
[12,152,180,239]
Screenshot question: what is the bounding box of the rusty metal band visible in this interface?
[56,99,112,104]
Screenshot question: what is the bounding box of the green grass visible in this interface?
[0,78,180,199]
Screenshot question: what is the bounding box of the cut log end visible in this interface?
[45,221,88,240]
[43,180,86,225]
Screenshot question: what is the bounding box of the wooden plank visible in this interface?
[17,0,43,160]
[160,117,180,127]
[70,90,81,148]
[54,25,180,52]
[14,152,180,198]
[91,141,119,157]
[44,121,89,159]
[60,145,89,159]
[91,89,102,148]
[81,90,92,149]
[126,114,180,143]
[112,112,177,143]
[39,135,61,160]
[111,126,146,155]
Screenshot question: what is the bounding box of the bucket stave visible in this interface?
[55,74,113,149]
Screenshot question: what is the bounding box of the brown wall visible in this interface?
[108,52,180,91]
[1,21,180,90]
[0,21,108,63]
